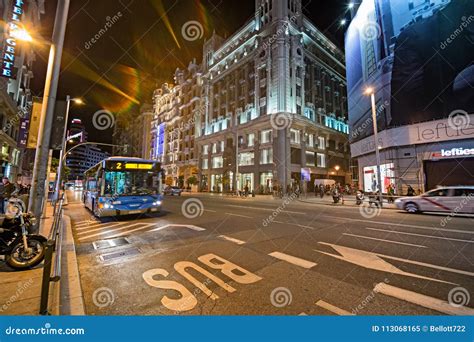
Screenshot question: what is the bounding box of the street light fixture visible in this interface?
[10,28,33,42]
[334,165,341,171]
[54,95,84,201]
[340,19,347,26]
[364,86,383,207]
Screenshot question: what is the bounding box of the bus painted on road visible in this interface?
[83,157,163,217]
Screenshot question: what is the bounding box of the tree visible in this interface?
[50,158,71,181]
[187,175,198,187]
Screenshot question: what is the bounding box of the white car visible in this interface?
[395,186,474,214]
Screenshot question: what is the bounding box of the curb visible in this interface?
[59,214,85,315]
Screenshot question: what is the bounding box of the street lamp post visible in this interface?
[27,0,70,230]
[365,87,383,207]
[54,96,83,201]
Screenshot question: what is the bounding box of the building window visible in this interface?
[306,151,315,166]
[238,152,254,166]
[290,129,300,144]
[260,148,273,164]
[203,145,209,155]
[308,134,314,147]
[318,136,326,149]
[260,129,272,144]
[316,153,326,167]
[202,158,209,170]
[212,156,223,168]
[220,141,225,152]
[247,133,255,147]
[212,143,217,154]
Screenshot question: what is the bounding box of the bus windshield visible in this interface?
[104,170,160,196]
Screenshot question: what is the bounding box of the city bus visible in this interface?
[83,157,163,217]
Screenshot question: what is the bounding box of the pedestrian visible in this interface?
[406,185,415,196]
[319,184,324,198]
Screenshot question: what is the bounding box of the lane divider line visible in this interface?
[226,204,306,215]
[373,283,474,316]
[149,224,206,232]
[366,227,474,244]
[218,235,246,245]
[343,233,427,248]
[269,251,317,269]
[315,300,354,316]
[225,213,253,219]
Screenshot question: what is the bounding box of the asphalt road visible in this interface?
[65,190,474,316]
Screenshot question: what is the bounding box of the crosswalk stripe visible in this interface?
[99,224,157,240]
[76,222,129,235]
[315,300,354,316]
[75,222,117,230]
[343,233,427,248]
[78,223,152,241]
[218,235,246,245]
[226,204,306,215]
[366,227,474,243]
[374,283,474,315]
[269,251,317,269]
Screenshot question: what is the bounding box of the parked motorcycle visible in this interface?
[332,190,340,204]
[0,198,46,270]
[356,191,364,205]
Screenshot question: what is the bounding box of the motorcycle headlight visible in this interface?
[29,216,37,227]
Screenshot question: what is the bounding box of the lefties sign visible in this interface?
[1,0,25,78]
[439,148,474,157]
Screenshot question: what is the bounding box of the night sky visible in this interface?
[31,0,350,145]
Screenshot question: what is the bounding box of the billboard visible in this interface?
[346,0,474,143]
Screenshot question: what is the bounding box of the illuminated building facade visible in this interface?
[152,0,351,192]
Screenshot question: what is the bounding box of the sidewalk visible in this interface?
[0,198,84,315]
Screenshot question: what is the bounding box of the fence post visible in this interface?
[39,240,55,315]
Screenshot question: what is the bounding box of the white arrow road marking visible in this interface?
[218,235,246,245]
[318,242,474,278]
[366,227,474,244]
[269,251,317,269]
[315,242,454,284]
[149,224,206,232]
[315,300,354,316]
[343,233,427,248]
[374,283,474,315]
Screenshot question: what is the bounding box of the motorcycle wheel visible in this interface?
[6,237,45,270]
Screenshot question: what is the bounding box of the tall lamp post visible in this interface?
[54,96,84,200]
[364,87,383,207]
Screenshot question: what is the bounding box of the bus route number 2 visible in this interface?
[142,253,262,312]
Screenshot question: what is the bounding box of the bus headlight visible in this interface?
[153,201,162,206]
[104,203,114,209]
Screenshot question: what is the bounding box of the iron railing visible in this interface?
[39,193,65,315]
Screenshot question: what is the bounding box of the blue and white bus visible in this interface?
[83,157,163,217]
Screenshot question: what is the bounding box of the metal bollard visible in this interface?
[39,240,55,315]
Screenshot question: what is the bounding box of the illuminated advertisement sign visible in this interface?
[363,163,394,193]
[1,0,26,78]
[346,0,474,143]
[157,123,165,157]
